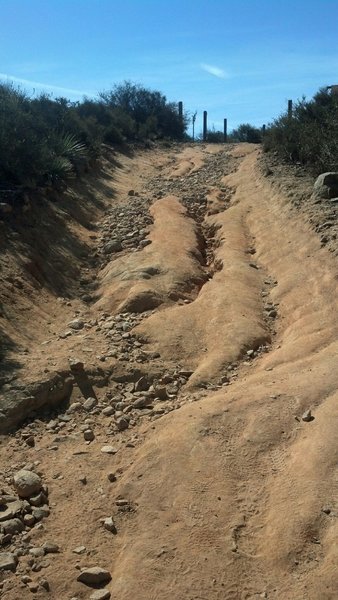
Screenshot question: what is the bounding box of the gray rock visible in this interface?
[13,470,42,498]
[0,551,17,572]
[302,409,314,422]
[116,417,129,431]
[77,566,112,585]
[73,545,86,554]
[102,406,115,417]
[103,517,117,534]
[23,514,35,527]
[83,397,97,411]
[90,590,111,600]
[100,446,118,455]
[314,172,338,199]
[29,547,45,557]
[83,429,95,441]
[1,518,24,535]
[32,505,50,521]
[0,500,22,522]
[42,541,59,554]
[68,319,84,330]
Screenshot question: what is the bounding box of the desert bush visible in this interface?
[229,123,262,143]
[263,88,338,174]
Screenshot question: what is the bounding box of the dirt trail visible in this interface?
[0,144,337,600]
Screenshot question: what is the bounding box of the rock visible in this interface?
[1,518,24,535]
[104,239,122,253]
[23,514,35,527]
[0,202,13,214]
[29,492,46,507]
[28,582,39,592]
[102,406,115,417]
[77,566,112,585]
[13,470,42,498]
[107,473,117,483]
[134,376,150,392]
[0,500,22,522]
[0,552,17,571]
[83,397,97,411]
[100,446,118,455]
[79,475,87,485]
[73,545,86,554]
[32,505,50,521]
[314,172,338,199]
[68,319,84,330]
[29,547,45,558]
[116,417,129,431]
[42,542,59,554]
[90,590,111,600]
[132,396,152,409]
[39,579,50,591]
[128,189,135,196]
[154,386,167,400]
[83,429,95,442]
[103,517,117,534]
[302,409,314,422]
[69,358,84,371]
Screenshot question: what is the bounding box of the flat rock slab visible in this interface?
[0,552,18,572]
[77,566,112,585]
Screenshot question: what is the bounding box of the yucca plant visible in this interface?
[46,132,87,183]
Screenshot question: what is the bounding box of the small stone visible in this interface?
[28,582,39,592]
[39,578,50,591]
[23,514,35,527]
[83,429,95,442]
[79,475,87,485]
[77,566,112,585]
[107,473,117,483]
[13,470,42,498]
[302,410,314,422]
[25,435,35,447]
[32,505,50,521]
[21,575,32,583]
[322,507,331,515]
[116,417,129,431]
[0,552,17,572]
[68,319,84,330]
[29,492,45,507]
[83,397,97,411]
[100,446,118,455]
[90,590,111,600]
[69,358,84,371]
[73,545,86,554]
[42,542,59,554]
[1,518,24,535]
[103,517,117,534]
[29,547,45,558]
[102,406,115,417]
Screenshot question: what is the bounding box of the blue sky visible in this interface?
[1,0,338,133]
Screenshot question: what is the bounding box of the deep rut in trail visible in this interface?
[0,143,337,600]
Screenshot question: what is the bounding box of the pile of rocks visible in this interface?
[0,469,50,574]
[97,193,153,266]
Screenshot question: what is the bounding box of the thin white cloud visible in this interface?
[0,73,95,98]
[200,63,228,79]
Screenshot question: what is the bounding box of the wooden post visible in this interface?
[288,99,293,118]
[262,124,266,134]
[192,111,197,142]
[223,118,227,143]
[203,111,207,141]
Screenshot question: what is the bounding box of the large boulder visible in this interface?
[313,172,338,199]
[13,470,42,498]
[0,552,18,572]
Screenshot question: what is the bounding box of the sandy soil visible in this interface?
[0,143,337,600]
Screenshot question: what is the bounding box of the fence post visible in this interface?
[288,99,293,118]
[203,111,208,141]
[262,124,266,134]
[178,101,183,120]
[223,118,227,142]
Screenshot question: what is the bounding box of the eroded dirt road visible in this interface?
[0,144,337,599]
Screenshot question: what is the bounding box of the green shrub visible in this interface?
[263,88,338,174]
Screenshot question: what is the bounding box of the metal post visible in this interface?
[223,118,227,143]
[203,111,207,141]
